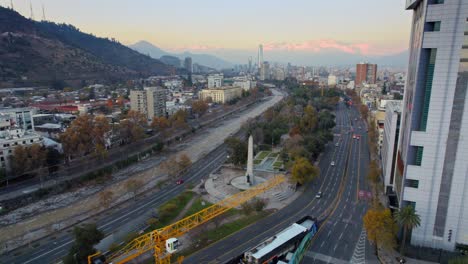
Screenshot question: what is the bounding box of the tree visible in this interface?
[191,100,209,117]
[178,153,192,172]
[161,156,181,178]
[363,208,397,255]
[46,147,62,174]
[299,105,318,133]
[151,116,170,132]
[394,205,421,255]
[60,114,94,160]
[291,157,319,185]
[170,109,189,130]
[99,190,114,208]
[64,223,104,264]
[224,137,248,166]
[10,145,28,176]
[125,179,143,199]
[360,104,369,120]
[93,115,110,150]
[119,110,147,143]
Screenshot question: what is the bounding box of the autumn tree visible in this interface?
[119,110,147,143]
[10,145,28,176]
[178,153,192,172]
[60,114,95,160]
[151,116,170,132]
[363,208,397,255]
[225,137,248,166]
[170,109,189,130]
[161,156,181,178]
[10,144,47,177]
[98,190,114,208]
[191,100,209,117]
[291,157,319,185]
[360,104,369,121]
[93,115,110,150]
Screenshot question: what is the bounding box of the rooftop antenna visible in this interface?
[29,0,34,20]
[42,3,46,21]
[10,0,14,10]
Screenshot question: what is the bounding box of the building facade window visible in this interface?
[405,179,420,188]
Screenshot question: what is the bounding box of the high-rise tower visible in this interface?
[257,44,263,68]
[394,0,468,251]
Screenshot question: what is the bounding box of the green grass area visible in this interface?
[269,152,279,158]
[253,159,262,165]
[175,211,270,259]
[255,151,270,160]
[273,161,283,167]
[149,191,194,229]
[182,197,213,218]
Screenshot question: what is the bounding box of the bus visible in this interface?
[227,216,318,264]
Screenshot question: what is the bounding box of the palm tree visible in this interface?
[395,205,421,255]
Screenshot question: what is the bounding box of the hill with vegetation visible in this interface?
[0,6,174,88]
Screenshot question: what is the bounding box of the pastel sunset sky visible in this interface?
[3,0,412,63]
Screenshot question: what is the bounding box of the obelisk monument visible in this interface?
[246,135,255,186]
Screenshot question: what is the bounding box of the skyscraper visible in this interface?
[355,62,377,86]
[257,44,263,68]
[394,0,468,251]
[184,57,192,73]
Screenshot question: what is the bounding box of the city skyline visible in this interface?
[1,0,412,64]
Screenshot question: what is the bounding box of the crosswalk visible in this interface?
[350,228,367,264]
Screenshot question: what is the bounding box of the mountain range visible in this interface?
[0,6,173,88]
[129,41,233,70]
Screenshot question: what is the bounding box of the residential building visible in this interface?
[0,109,43,171]
[394,0,468,251]
[356,62,377,86]
[207,74,224,88]
[130,87,167,120]
[382,101,402,194]
[328,75,337,86]
[198,86,243,104]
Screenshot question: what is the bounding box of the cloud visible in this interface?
[263,39,402,56]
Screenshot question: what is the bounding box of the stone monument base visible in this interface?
[230,176,267,190]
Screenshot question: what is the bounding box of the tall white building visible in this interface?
[130,87,167,120]
[207,74,224,89]
[395,0,468,251]
[327,75,337,86]
[258,44,263,68]
[382,101,401,194]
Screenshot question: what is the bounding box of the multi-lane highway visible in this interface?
[1,144,229,264]
[183,101,375,264]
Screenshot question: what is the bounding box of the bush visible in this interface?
[252,198,267,212]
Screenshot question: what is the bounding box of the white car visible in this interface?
[335,143,339,147]
[315,192,322,199]
[331,161,335,166]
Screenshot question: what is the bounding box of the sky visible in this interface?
[2,0,412,64]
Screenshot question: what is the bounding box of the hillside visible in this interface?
[130,40,233,70]
[0,6,173,88]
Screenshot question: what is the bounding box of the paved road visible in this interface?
[183,102,367,264]
[0,90,285,264]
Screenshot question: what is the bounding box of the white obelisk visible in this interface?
[246,135,254,186]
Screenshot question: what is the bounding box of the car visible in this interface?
[356,136,361,140]
[335,143,339,147]
[315,192,322,199]
[176,179,184,185]
[353,135,357,139]
[331,161,335,166]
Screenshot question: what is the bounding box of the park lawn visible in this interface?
[254,159,262,165]
[155,191,195,228]
[174,211,271,261]
[273,161,283,167]
[255,151,270,160]
[183,197,213,218]
[269,152,279,158]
